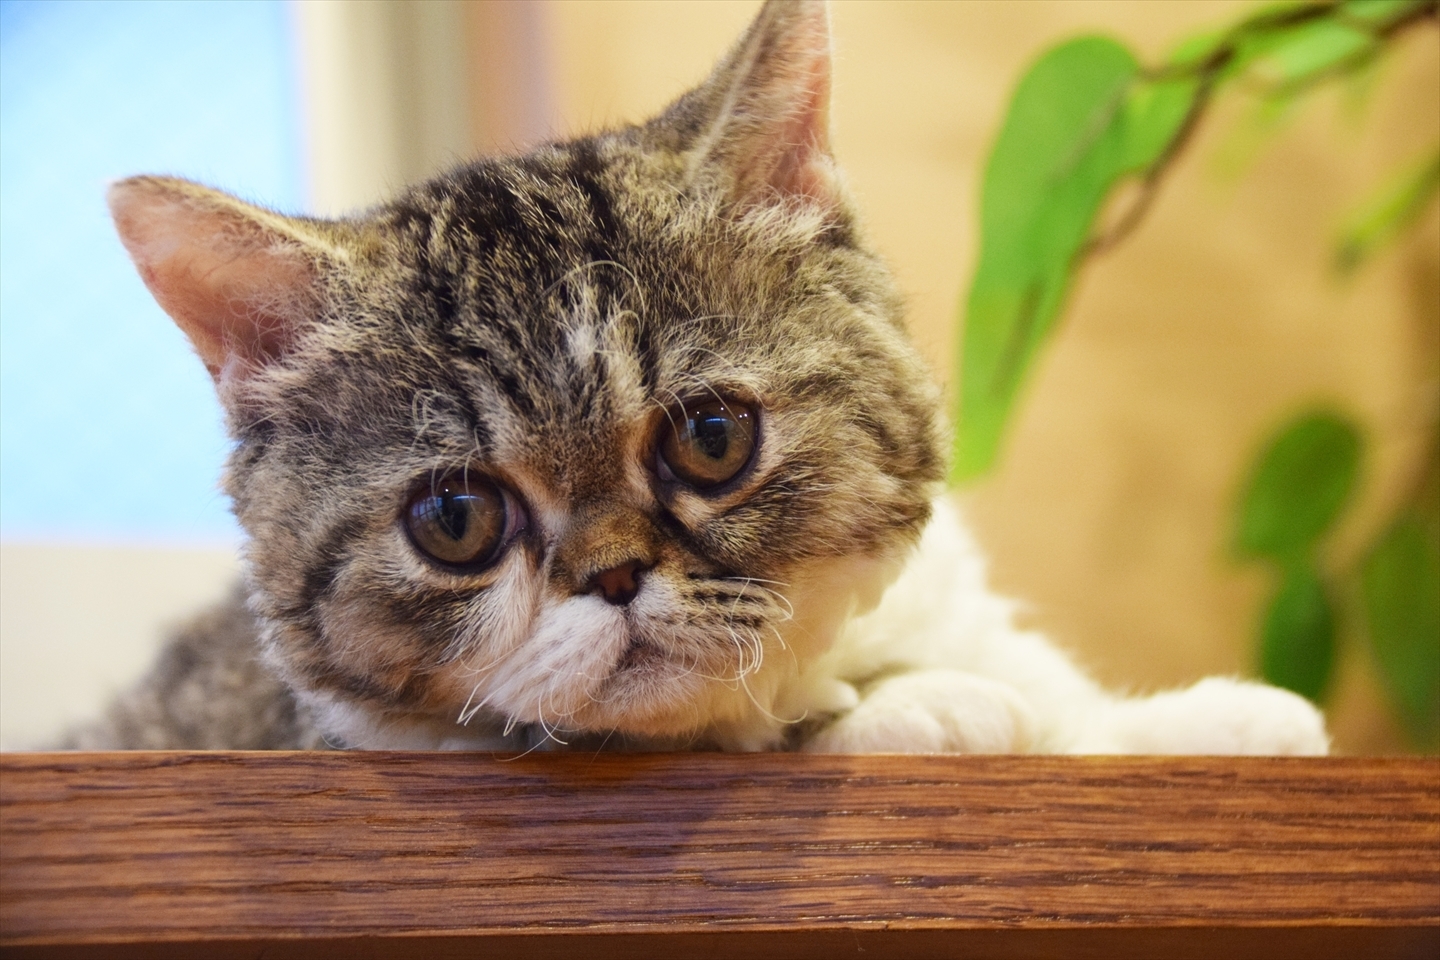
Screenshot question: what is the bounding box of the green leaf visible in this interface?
[1119,77,1200,172]
[1214,1,1429,91]
[1241,16,1375,91]
[1236,410,1363,560]
[1259,561,1337,702]
[1339,0,1435,28]
[1164,29,1225,71]
[1360,450,1440,748]
[955,36,1202,481]
[1336,147,1440,273]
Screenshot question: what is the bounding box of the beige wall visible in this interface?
[540,0,1439,753]
[293,0,475,215]
[0,545,240,749]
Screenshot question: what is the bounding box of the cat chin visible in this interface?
[543,656,714,737]
[300,669,717,749]
[298,694,516,751]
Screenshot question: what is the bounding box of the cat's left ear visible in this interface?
[108,176,340,397]
[658,0,840,214]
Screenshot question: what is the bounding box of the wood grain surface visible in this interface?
[1,753,1436,959]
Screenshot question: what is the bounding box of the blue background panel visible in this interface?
[1,0,304,544]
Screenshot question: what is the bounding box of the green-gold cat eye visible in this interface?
[404,473,525,570]
[659,399,757,490]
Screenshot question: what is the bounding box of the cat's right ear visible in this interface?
[108,176,338,394]
[653,0,840,216]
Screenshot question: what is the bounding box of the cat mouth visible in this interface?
[615,639,665,673]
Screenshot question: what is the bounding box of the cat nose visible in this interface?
[588,560,648,606]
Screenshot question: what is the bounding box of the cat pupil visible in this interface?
[694,414,730,461]
[437,493,469,541]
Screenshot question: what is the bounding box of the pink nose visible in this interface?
[588,561,645,606]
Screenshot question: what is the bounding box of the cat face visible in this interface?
[109,0,942,747]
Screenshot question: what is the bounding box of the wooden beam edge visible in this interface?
[3,753,1437,959]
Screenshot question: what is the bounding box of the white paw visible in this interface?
[1090,677,1330,755]
[803,669,1036,754]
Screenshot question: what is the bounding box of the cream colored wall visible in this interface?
[293,0,474,214]
[0,545,240,749]
[542,0,1439,753]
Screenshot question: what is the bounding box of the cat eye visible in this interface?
[659,398,757,490]
[404,473,524,570]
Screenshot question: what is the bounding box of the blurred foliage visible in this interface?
[1236,410,1362,702]
[956,0,1436,480]
[1359,440,1440,748]
[1336,147,1440,271]
[1235,412,1362,562]
[1261,561,1337,701]
[957,0,1439,745]
[954,36,1192,478]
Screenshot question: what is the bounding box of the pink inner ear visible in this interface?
[757,49,833,204]
[708,0,839,212]
[108,178,314,383]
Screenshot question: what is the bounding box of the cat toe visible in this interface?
[1096,677,1330,755]
[803,669,1035,754]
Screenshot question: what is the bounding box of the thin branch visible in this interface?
[1086,0,1437,256]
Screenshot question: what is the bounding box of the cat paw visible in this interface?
[803,669,1036,754]
[1090,677,1329,755]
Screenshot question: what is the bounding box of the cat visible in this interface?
[68,0,1328,755]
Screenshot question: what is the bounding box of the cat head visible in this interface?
[109,0,942,748]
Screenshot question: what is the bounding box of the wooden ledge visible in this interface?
[1,753,1436,959]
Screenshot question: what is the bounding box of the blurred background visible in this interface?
[1,0,1434,751]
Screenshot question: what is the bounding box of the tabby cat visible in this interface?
[71,0,1328,754]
